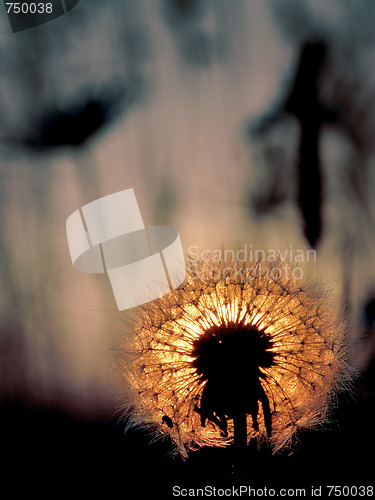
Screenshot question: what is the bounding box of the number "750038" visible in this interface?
[6,3,53,14]
[327,485,373,497]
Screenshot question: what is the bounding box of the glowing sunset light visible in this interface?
[120,258,355,457]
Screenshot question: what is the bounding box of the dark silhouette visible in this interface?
[191,322,275,445]
[23,95,119,149]
[284,41,333,248]
[162,415,174,428]
[249,41,339,249]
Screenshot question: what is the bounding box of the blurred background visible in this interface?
[0,0,374,495]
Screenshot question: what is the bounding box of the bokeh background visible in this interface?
[1,0,374,495]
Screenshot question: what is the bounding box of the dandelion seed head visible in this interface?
[120,257,354,457]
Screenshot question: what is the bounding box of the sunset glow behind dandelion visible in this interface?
[121,259,354,457]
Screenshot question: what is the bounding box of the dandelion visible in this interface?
[119,257,354,458]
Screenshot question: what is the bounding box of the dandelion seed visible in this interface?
[119,257,355,458]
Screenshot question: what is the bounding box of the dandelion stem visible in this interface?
[233,411,247,448]
[232,411,249,482]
